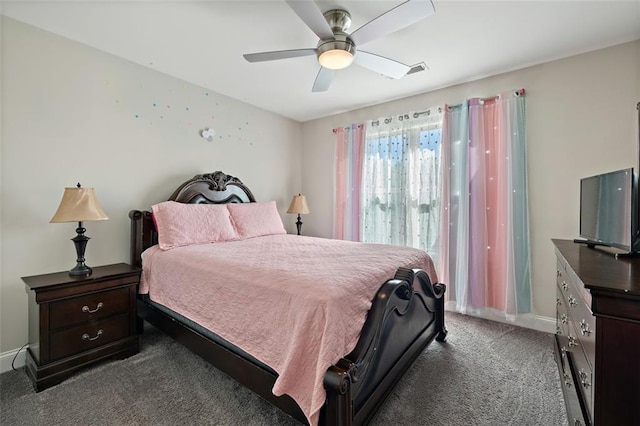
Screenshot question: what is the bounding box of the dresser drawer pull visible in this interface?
[579,369,591,389]
[560,314,568,325]
[568,335,579,348]
[579,319,592,336]
[568,295,577,307]
[556,298,562,307]
[563,373,572,387]
[573,419,583,426]
[82,329,103,341]
[82,302,104,314]
[561,281,568,291]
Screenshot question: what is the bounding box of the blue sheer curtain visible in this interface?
[439,101,470,309]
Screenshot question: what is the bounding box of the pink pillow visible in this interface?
[227,201,286,239]
[151,201,239,250]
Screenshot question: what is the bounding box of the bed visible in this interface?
[129,171,447,425]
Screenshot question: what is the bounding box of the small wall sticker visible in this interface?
[201,128,216,142]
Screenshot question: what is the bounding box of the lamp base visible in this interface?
[295,214,303,236]
[69,263,92,276]
[69,222,92,276]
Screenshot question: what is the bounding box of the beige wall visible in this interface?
[301,39,640,321]
[0,17,302,354]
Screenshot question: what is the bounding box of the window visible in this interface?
[361,110,443,263]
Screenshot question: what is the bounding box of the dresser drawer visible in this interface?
[49,287,130,330]
[49,313,130,361]
[557,261,596,370]
[569,302,595,370]
[555,335,588,426]
[569,340,593,424]
[556,286,571,337]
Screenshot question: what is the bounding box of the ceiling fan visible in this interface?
[243,0,435,92]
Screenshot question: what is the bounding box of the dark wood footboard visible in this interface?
[323,267,446,425]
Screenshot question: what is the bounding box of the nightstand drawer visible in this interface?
[49,313,130,361]
[49,287,130,330]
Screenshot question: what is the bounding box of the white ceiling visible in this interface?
[2,1,640,122]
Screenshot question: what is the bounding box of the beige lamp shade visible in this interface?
[287,194,310,215]
[50,185,109,223]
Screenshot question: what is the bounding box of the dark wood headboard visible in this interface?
[129,171,256,268]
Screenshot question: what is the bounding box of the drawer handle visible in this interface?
[563,373,572,387]
[556,298,562,307]
[568,295,577,307]
[82,302,104,314]
[560,314,568,325]
[573,419,583,426]
[82,329,103,341]
[568,335,579,348]
[579,369,591,389]
[579,319,592,336]
[561,281,568,291]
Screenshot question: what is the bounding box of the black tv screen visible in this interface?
[579,168,636,251]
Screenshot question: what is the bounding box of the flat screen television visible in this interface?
[579,167,640,254]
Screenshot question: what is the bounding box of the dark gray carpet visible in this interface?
[0,312,567,425]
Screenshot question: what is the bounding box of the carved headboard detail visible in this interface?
[169,171,256,204]
[129,171,256,267]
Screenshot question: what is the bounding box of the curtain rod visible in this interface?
[370,106,443,127]
[333,89,526,130]
[332,124,364,133]
[447,88,526,110]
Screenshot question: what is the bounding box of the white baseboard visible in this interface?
[445,304,556,334]
[1,345,27,374]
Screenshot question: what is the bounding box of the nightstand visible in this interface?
[22,263,141,391]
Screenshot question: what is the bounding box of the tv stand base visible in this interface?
[572,239,639,258]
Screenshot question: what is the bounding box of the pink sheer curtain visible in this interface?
[334,124,365,241]
[468,97,509,310]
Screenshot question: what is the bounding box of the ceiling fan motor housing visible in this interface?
[323,9,352,33]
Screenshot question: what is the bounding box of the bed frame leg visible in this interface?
[323,363,354,426]
[434,283,448,342]
[136,315,145,335]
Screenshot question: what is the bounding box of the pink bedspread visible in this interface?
[140,234,437,425]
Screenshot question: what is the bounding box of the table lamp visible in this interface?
[286,194,310,235]
[50,183,109,276]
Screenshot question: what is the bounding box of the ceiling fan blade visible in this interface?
[350,0,435,46]
[243,48,316,63]
[312,67,335,92]
[354,51,411,79]
[285,0,334,40]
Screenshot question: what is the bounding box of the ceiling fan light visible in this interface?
[318,49,354,70]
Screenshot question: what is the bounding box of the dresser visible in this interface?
[553,239,640,426]
[22,263,141,391]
